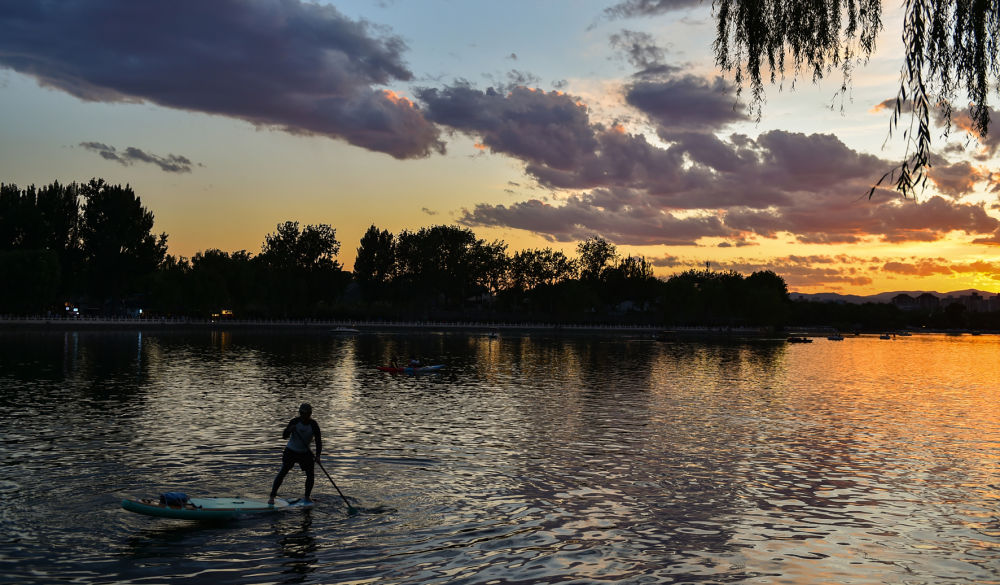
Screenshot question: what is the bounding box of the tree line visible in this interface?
[0,179,801,327]
[0,179,1000,331]
[10,178,994,331]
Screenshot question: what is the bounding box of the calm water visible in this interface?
[0,329,998,584]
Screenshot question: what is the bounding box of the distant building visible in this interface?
[891,294,918,311]
[916,293,940,311]
[940,292,996,313]
[891,292,1000,312]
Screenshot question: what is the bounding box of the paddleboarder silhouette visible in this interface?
[268,402,322,505]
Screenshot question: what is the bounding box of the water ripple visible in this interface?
[0,331,998,584]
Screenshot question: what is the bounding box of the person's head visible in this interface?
[298,402,312,419]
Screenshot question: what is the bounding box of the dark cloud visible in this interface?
[79,142,197,173]
[972,228,1000,246]
[603,0,704,19]
[927,160,986,197]
[626,76,747,133]
[951,107,1000,157]
[437,81,1000,245]
[417,84,598,171]
[650,254,882,290]
[458,194,730,245]
[0,0,443,159]
[506,69,542,88]
[875,99,999,160]
[609,30,680,78]
[725,194,1000,245]
[418,71,1000,246]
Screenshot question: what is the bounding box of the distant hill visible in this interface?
[789,289,998,304]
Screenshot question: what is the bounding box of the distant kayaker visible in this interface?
[268,402,322,505]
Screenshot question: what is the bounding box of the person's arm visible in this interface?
[312,420,322,460]
[281,417,298,439]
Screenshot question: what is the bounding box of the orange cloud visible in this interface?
[380,89,415,107]
[882,260,952,276]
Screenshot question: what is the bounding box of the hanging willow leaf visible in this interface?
[712,0,1000,200]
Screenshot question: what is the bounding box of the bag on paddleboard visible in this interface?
[159,492,190,507]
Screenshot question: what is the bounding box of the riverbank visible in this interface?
[8,316,984,337]
[0,315,779,337]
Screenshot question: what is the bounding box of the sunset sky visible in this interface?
[1,1,998,295]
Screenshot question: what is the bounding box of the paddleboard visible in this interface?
[121,496,313,520]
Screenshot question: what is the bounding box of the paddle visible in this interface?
[292,426,357,514]
[314,456,357,515]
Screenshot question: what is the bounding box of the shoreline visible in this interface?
[0,316,773,337]
[1,317,989,337]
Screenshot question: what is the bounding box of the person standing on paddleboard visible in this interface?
[268,403,322,505]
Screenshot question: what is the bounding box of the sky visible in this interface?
[1,0,998,295]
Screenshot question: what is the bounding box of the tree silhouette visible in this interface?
[0,181,82,297]
[78,179,167,309]
[353,225,396,299]
[259,221,341,271]
[395,225,484,309]
[258,221,344,317]
[509,247,576,291]
[576,236,618,281]
[712,0,999,198]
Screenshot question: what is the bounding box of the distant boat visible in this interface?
[330,327,360,334]
[827,334,844,341]
[896,331,912,336]
[879,333,892,340]
[787,336,812,343]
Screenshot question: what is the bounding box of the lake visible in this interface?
[0,328,998,584]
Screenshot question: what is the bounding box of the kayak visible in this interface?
[377,364,444,374]
[121,496,313,520]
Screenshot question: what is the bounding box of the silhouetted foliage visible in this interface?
[21,178,1000,330]
[257,221,347,317]
[577,236,618,281]
[78,179,167,310]
[394,225,485,310]
[0,181,81,298]
[712,0,1000,198]
[0,249,60,312]
[353,225,396,299]
[662,268,789,327]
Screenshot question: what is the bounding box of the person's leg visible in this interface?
[301,455,316,501]
[269,449,296,503]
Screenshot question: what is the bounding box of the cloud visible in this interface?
[79,142,197,173]
[951,107,1000,157]
[654,253,997,291]
[625,76,748,133]
[609,30,681,79]
[881,260,953,276]
[603,0,704,19]
[417,84,599,172]
[458,194,731,245]
[927,160,987,197]
[972,228,1000,246]
[0,0,443,159]
[423,78,1000,246]
[651,254,882,289]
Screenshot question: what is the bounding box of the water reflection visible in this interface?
[0,330,997,584]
